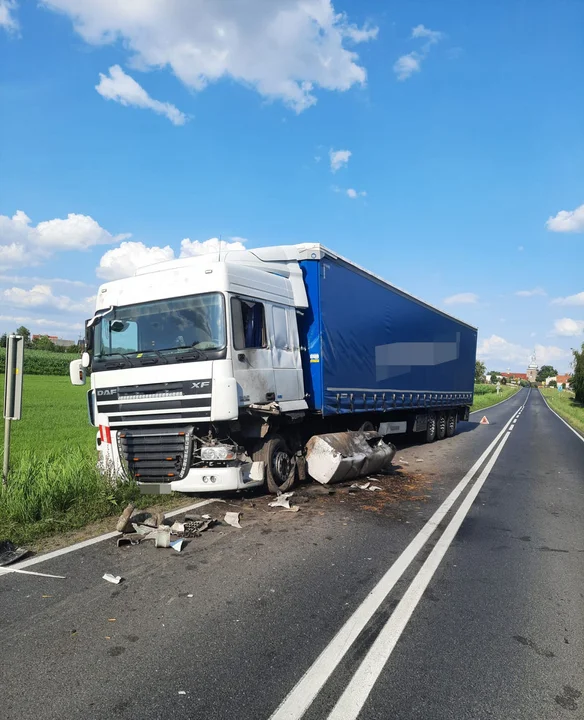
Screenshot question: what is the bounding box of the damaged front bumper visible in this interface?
[138,462,265,494]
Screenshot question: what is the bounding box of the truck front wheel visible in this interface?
[254,435,297,494]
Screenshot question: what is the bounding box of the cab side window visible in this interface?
[231,298,267,350]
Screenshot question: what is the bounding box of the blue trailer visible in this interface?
[297,249,476,435]
[73,243,477,494]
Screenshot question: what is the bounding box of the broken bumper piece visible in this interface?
[138,462,265,494]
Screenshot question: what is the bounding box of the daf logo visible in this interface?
[97,389,117,396]
[191,381,210,389]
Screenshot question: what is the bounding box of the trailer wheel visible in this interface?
[254,435,297,494]
[425,413,437,443]
[436,412,447,440]
[446,412,457,438]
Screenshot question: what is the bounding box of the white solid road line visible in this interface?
[268,405,522,720]
[540,391,584,443]
[327,429,513,720]
[5,498,221,573]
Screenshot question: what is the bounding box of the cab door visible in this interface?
[231,296,276,406]
[271,304,303,402]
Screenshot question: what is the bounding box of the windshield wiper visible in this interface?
[175,347,208,362]
[125,350,169,366]
[96,353,132,369]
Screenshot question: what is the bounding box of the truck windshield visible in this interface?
[92,293,226,364]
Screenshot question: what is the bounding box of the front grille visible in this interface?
[117,426,193,483]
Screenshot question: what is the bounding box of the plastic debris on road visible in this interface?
[103,574,123,584]
[115,503,135,533]
[224,512,242,529]
[268,492,295,509]
[170,539,184,552]
[0,540,31,566]
[170,521,185,534]
[350,482,371,490]
[117,534,143,547]
[155,526,171,548]
[369,485,382,491]
[183,517,216,537]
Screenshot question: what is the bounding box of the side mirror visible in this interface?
[70,359,86,386]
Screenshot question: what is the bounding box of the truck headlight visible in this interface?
[200,445,236,461]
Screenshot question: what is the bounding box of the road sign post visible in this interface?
[3,334,24,485]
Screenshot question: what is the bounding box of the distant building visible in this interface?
[526,352,538,383]
[32,334,76,348]
[546,374,571,388]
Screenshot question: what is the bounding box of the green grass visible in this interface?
[0,376,174,545]
[540,387,584,437]
[471,383,520,412]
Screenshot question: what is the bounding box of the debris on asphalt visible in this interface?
[0,540,31,566]
[269,492,294,509]
[224,512,242,529]
[398,458,410,465]
[117,534,143,547]
[115,503,135,533]
[183,518,216,537]
[170,521,185,535]
[178,691,186,695]
[306,430,396,484]
[170,539,184,553]
[202,514,212,519]
[369,485,382,491]
[103,574,123,584]
[351,482,371,490]
[155,526,171,548]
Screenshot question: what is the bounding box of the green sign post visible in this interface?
[3,334,24,485]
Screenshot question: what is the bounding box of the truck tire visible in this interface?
[254,435,297,494]
[436,412,447,440]
[425,413,437,443]
[446,411,457,438]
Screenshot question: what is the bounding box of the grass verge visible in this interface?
[0,375,183,546]
[471,383,520,412]
[540,387,584,437]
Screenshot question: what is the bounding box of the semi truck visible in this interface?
[70,244,477,494]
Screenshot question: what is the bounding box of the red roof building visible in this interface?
[500,372,528,381]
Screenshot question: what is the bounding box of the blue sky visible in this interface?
[1,0,583,373]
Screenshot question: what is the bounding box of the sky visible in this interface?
[0,0,583,373]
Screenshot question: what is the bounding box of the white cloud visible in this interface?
[97,241,175,281]
[546,203,584,233]
[2,284,93,313]
[552,291,584,306]
[515,287,546,297]
[0,0,18,32]
[329,149,351,173]
[411,24,444,43]
[393,52,421,81]
[443,292,478,305]
[346,188,366,199]
[96,236,246,280]
[553,318,584,336]
[96,65,187,126]
[0,209,130,268]
[180,236,246,257]
[41,0,377,113]
[0,314,84,334]
[0,273,91,288]
[478,334,570,369]
[394,24,444,81]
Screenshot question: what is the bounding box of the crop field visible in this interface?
[0,347,73,376]
[0,375,168,545]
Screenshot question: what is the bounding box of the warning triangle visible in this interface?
[480,416,489,425]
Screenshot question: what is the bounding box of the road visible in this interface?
[1,388,583,719]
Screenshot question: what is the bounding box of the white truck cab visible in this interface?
[72,245,317,494]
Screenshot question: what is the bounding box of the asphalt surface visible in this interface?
[1,388,583,719]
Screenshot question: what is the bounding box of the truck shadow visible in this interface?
[390,420,481,451]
